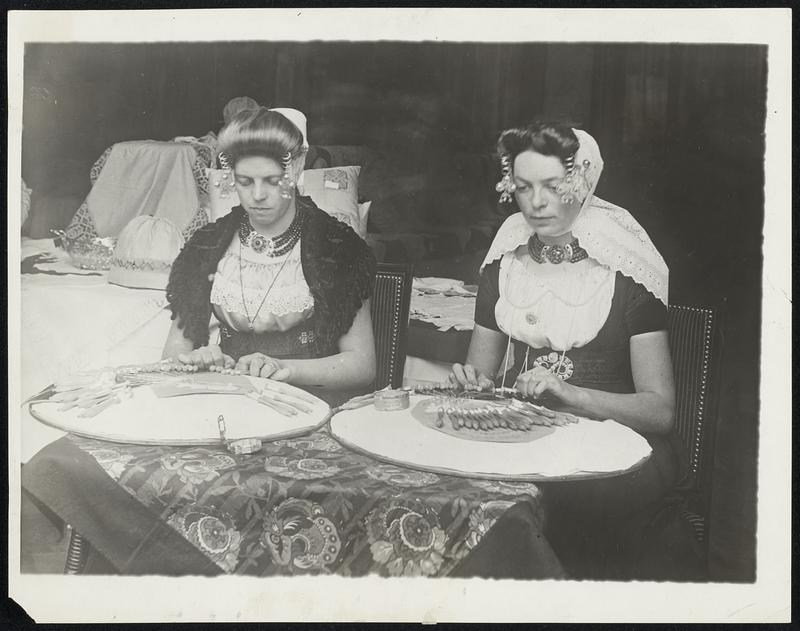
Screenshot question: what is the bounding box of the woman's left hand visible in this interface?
[515,366,577,405]
[177,344,234,370]
[235,353,292,381]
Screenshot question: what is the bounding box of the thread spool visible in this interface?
[374,389,410,411]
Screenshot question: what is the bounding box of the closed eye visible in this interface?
[235,176,282,187]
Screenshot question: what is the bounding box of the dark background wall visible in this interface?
[20,41,766,581]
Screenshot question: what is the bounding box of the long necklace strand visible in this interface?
[238,239,296,332]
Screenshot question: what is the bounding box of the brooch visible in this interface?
[533,352,574,381]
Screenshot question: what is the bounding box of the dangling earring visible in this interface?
[556,154,591,204]
[495,153,516,203]
[215,152,237,199]
[279,151,295,200]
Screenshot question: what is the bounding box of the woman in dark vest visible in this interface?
[163,107,376,404]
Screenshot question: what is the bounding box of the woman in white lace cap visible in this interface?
[162,107,376,405]
[451,122,674,431]
[449,122,687,579]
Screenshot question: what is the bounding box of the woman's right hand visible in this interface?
[235,353,292,381]
[448,363,494,391]
[177,344,235,370]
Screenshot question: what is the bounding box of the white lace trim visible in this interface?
[571,197,668,306]
[496,251,615,351]
[481,205,668,306]
[481,127,667,306]
[210,283,315,318]
[210,238,315,319]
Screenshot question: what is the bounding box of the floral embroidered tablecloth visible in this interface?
[28,428,549,577]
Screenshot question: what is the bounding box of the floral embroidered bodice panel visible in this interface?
[210,236,314,334]
[495,247,616,352]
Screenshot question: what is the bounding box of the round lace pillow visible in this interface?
[108,215,185,290]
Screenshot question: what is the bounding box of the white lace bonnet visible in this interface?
[108,215,185,290]
[481,128,669,305]
[270,108,309,190]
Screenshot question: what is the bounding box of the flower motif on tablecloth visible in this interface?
[365,499,448,576]
[167,504,242,573]
[260,498,342,572]
[238,472,275,499]
[79,446,136,481]
[160,449,237,486]
[273,434,342,453]
[468,479,541,498]
[463,500,518,551]
[263,456,341,480]
[364,464,440,488]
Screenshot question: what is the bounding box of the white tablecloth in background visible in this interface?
[410,277,476,332]
[17,255,479,460]
[18,239,174,461]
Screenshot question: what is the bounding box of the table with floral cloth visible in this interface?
[22,427,564,578]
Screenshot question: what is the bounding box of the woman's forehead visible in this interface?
[234,155,283,177]
[513,150,566,181]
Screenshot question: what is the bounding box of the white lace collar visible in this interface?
[482,128,668,305]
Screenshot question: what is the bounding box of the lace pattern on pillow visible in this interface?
[110,257,173,272]
[89,147,114,185]
[324,168,350,190]
[188,142,214,196]
[65,202,99,241]
[181,207,210,242]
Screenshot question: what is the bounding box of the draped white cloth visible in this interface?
[86,141,200,238]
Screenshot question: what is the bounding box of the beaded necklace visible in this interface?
[238,207,303,257]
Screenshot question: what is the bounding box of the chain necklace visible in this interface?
[239,208,303,257]
[238,239,297,333]
[527,233,588,264]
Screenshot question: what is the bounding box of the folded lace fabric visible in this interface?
[413,276,477,296]
[410,292,476,331]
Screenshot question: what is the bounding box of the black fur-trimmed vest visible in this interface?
[166,196,376,357]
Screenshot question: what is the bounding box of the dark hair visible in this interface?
[217,106,306,167]
[497,121,580,166]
